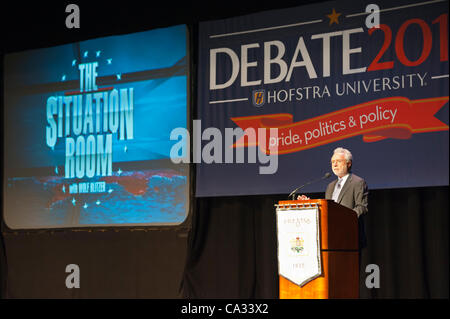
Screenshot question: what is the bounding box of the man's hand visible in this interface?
[297,194,310,200]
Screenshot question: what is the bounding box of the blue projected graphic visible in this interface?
[4,25,189,229]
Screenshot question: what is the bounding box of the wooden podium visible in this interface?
[276,199,359,299]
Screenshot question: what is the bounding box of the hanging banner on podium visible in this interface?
[276,207,322,287]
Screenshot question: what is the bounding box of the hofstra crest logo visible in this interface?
[252,89,265,107]
[290,236,304,253]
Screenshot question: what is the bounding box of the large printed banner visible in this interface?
[196,0,449,197]
[276,207,322,287]
[4,25,189,229]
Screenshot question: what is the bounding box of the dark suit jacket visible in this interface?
[325,173,368,218]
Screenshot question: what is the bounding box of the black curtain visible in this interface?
[182,186,448,298]
[0,227,189,298]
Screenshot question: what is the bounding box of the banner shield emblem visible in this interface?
[252,89,265,107]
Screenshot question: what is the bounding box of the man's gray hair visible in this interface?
[333,147,353,163]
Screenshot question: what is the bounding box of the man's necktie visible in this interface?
[332,179,342,202]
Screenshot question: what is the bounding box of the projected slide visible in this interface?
[3,25,189,229]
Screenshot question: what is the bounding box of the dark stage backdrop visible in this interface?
[1,186,448,298]
[0,226,190,298]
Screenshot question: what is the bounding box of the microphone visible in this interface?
[288,172,332,200]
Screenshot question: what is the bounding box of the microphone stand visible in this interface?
[288,173,331,200]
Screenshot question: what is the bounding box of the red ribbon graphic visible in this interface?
[230,96,449,154]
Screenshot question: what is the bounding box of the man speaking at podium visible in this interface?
[297,148,368,296]
[298,147,368,218]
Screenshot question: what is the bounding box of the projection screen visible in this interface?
[3,25,190,229]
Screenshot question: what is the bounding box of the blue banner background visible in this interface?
[196,0,449,197]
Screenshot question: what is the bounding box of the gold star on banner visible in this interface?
[327,8,341,26]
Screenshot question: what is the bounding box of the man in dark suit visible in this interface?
[325,147,368,218]
[326,147,368,254]
[298,147,368,247]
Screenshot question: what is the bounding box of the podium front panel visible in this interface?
[276,199,359,299]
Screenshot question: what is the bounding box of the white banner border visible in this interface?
[276,206,322,288]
